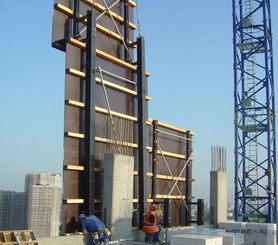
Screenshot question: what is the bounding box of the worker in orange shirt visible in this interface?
[142,204,157,243]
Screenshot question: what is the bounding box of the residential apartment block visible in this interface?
[0,190,26,230]
[25,172,62,237]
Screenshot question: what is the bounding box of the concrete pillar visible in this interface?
[210,170,227,227]
[102,154,134,240]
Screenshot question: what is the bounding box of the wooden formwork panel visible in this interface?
[52,0,194,232]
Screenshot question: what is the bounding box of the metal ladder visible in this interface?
[243,0,260,220]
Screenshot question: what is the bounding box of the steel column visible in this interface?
[151,120,158,201]
[185,131,192,226]
[84,9,97,215]
[73,0,80,37]
[123,0,130,61]
[137,36,149,229]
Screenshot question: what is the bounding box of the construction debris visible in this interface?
[0,230,38,245]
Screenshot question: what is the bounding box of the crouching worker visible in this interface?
[78,214,111,245]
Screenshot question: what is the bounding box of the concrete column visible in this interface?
[210,170,227,227]
[102,154,134,240]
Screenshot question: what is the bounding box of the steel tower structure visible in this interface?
[233,0,276,222]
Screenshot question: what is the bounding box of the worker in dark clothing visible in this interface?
[142,204,157,243]
[78,214,111,245]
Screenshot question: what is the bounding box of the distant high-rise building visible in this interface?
[25,172,62,237]
[0,190,26,230]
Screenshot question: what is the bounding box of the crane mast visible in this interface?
[233,0,276,222]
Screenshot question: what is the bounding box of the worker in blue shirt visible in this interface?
[78,214,110,245]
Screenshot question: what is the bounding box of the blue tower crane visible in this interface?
[233,0,276,223]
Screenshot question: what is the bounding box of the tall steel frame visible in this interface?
[233,0,276,222]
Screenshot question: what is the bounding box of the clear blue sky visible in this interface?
[0,1,277,204]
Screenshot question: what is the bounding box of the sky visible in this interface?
[0,1,277,205]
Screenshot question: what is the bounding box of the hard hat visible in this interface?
[78,213,86,221]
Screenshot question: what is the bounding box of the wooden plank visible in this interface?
[54,3,73,16]
[95,106,137,121]
[155,194,186,199]
[96,49,137,71]
[64,166,103,172]
[65,99,85,108]
[64,199,84,204]
[65,134,190,158]
[66,70,150,99]
[81,0,137,29]
[65,132,137,147]
[95,77,137,96]
[147,172,186,182]
[55,3,135,44]
[67,38,86,49]
[67,38,150,76]
[64,165,85,171]
[96,24,128,44]
[65,89,147,104]
[128,0,136,7]
[55,2,136,29]
[65,132,85,139]
[145,71,151,77]
[64,198,111,204]
[148,118,187,133]
[147,195,188,200]
[158,121,187,133]
[189,131,196,136]
[66,67,85,78]
[95,136,138,148]
[67,38,136,70]
[97,24,122,41]
[146,146,186,160]
[65,97,138,121]
[134,171,186,182]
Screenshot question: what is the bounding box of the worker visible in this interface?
[78,214,111,245]
[142,204,157,243]
[154,204,163,242]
